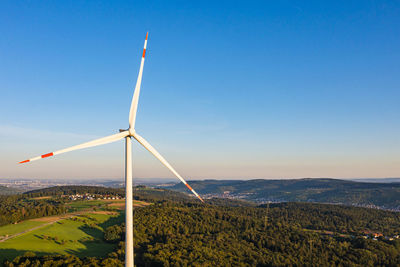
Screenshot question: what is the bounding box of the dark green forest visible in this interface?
[0,195,65,226]
[24,185,192,203]
[24,186,125,198]
[3,186,400,266]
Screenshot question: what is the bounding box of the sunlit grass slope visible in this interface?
[0,220,45,237]
[0,212,123,262]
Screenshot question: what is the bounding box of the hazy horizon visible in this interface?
[2,177,400,182]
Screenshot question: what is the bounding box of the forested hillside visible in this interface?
[3,185,400,266]
[167,178,400,209]
[24,185,124,197]
[0,185,22,195]
[0,195,66,226]
[24,185,193,202]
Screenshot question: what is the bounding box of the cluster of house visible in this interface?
[362,231,400,241]
[201,191,255,200]
[66,193,124,201]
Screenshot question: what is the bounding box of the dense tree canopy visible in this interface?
[3,187,400,266]
[0,195,65,226]
[24,186,124,198]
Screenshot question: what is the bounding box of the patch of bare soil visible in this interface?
[107,200,150,210]
[88,211,118,215]
[30,215,65,222]
[31,196,52,200]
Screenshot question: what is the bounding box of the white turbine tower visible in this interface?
[18,32,204,267]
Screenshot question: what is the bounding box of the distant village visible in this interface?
[362,232,400,241]
[65,193,124,201]
[201,191,255,200]
[201,191,400,212]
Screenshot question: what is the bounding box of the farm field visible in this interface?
[66,199,149,211]
[0,220,46,238]
[66,200,109,211]
[0,211,124,263]
[0,197,151,263]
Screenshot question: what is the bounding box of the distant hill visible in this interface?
[166,178,400,209]
[23,185,194,202]
[0,185,22,195]
[24,185,124,197]
[351,178,400,183]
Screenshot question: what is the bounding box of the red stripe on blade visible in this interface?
[142,48,146,58]
[41,152,54,158]
[185,183,193,191]
[19,160,30,164]
[145,32,148,40]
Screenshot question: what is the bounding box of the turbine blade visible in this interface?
[129,32,148,129]
[132,132,204,202]
[19,131,129,164]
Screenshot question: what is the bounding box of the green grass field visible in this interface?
[0,220,46,238]
[0,212,124,263]
[66,200,107,211]
[66,199,148,212]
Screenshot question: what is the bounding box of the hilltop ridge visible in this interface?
[166,178,400,209]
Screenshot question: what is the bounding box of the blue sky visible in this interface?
[1,0,399,180]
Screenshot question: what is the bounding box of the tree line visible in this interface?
[0,195,66,226]
[3,186,400,266]
[6,200,400,266]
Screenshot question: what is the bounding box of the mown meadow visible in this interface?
[0,198,125,263]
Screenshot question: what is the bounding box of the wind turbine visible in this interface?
[18,33,204,267]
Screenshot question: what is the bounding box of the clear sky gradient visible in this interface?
[1,1,399,180]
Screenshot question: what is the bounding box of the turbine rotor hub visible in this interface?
[119,128,134,137]
[128,128,136,136]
